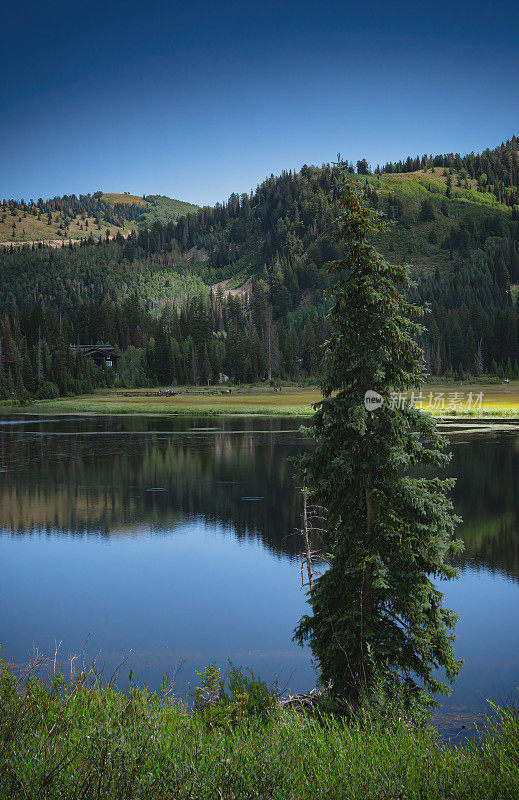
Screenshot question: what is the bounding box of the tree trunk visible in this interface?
[301,491,314,592]
[362,477,374,618]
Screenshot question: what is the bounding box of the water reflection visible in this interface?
[0,416,311,557]
[1,417,518,580]
[1,416,519,732]
[448,434,519,582]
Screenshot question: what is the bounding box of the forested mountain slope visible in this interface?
[0,191,198,244]
[1,137,519,397]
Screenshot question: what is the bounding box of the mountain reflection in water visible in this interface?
[0,415,518,736]
[0,416,310,557]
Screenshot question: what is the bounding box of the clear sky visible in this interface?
[2,0,518,206]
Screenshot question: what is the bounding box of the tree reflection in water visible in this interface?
[1,416,519,728]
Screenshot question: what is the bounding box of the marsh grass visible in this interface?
[2,382,519,419]
[1,655,519,799]
[0,386,321,417]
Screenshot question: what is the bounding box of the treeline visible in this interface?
[0,284,327,400]
[1,192,144,229]
[172,164,344,276]
[402,206,519,376]
[2,142,519,392]
[355,182,519,376]
[0,236,206,312]
[418,257,519,377]
[379,136,519,206]
[0,165,337,320]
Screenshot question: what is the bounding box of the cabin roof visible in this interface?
[70,344,119,358]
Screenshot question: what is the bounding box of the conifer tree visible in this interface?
[150,327,174,386]
[294,181,463,707]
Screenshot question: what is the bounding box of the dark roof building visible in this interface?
[70,345,119,368]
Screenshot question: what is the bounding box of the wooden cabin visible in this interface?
[70,344,120,369]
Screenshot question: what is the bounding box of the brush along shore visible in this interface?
[1,656,519,799]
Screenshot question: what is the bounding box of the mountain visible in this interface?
[0,191,199,245]
[1,137,519,397]
[129,195,199,226]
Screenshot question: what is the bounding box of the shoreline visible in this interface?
[1,408,519,425]
[1,383,519,420]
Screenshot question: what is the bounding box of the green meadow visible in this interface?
[2,382,519,417]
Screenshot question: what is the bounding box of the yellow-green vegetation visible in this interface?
[0,192,199,244]
[2,382,519,417]
[102,193,200,225]
[2,657,519,799]
[381,167,478,191]
[101,192,148,206]
[135,194,200,225]
[361,169,508,276]
[419,381,519,416]
[0,207,133,244]
[2,386,321,416]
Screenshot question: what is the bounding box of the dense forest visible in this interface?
[1,137,519,399]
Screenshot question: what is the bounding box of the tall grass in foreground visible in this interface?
[1,656,519,799]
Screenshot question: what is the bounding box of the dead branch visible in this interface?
[301,489,314,592]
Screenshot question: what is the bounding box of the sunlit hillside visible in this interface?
[0,192,199,244]
[0,206,133,244]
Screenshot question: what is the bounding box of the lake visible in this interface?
[1,415,518,737]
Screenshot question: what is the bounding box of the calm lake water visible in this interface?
[1,415,518,736]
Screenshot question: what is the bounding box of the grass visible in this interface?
[358,168,511,276]
[101,192,148,206]
[0,208,133,245]
[2,655,519,799]
[3,382,519,418]
[0,386,322,416]
[102,194,200,225]
[409,381,519,417]
[0,193,198,244]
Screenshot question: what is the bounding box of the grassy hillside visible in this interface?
[370,169,507,275]
[167,162,516,292]
[1,170,505,267]
[0,163,515,307]
[0,206,134,244]
[0,192,199,245]
[102,192,199,225]
[137,194,200,225]
[101,192,147,205]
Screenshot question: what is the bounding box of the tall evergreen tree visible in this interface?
[149,327,174,386]
[294,182,463,707]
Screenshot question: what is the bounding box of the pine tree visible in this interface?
[1,313,16,388]
[151,327,174,386]
[201,344,212,386]
[191,343,200,385]
[53,333,70,394]
[419,198,435,221]
[264,305,280,380]
[294,182,463,708]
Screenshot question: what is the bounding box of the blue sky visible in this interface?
[1,0,518,205]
